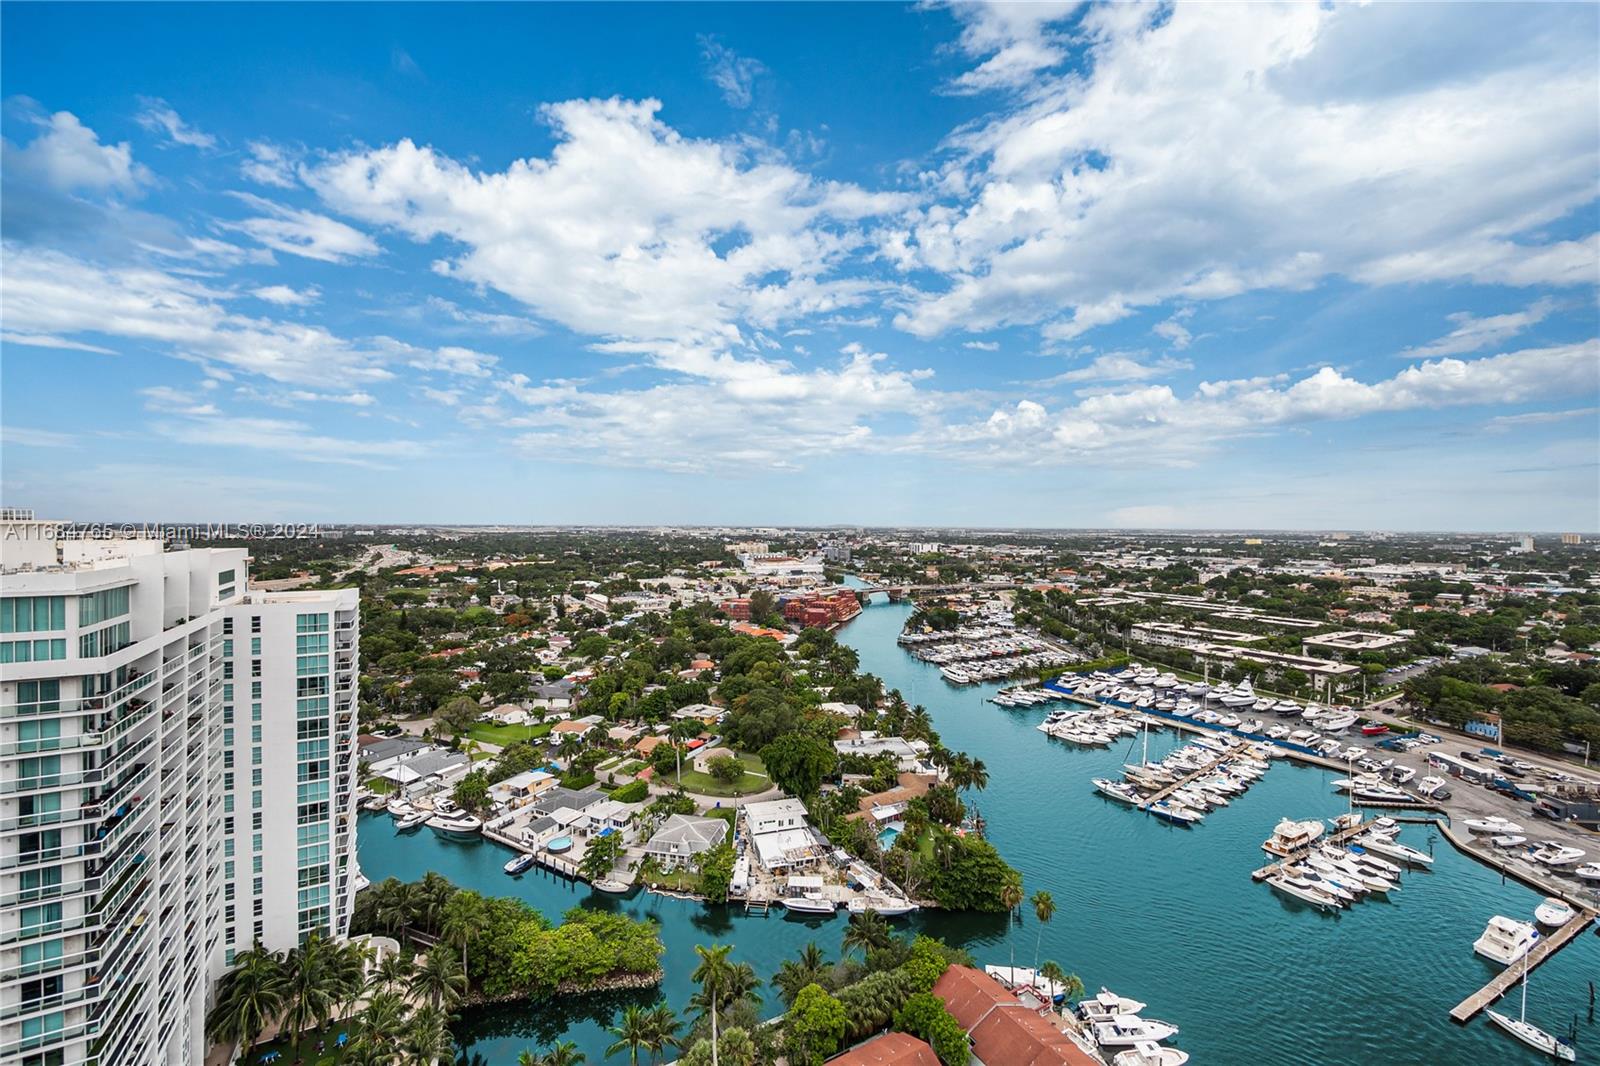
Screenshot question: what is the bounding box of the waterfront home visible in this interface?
[488,769,557,807]
[642,814,728,869]
[847,773,938,824]
[575,798,642,836]
[376,747,471,790]
[819,701,865,719]
[528,785,610,819]
[834,731,938,775]
[824,1032,939,1065]
[743,797,810,835]
[359,734,430,772]
[933,965,1100,1066]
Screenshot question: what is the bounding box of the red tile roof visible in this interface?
[825,1032,940,1066]
[933,965,1015,1030]
[930,966,1098,1066]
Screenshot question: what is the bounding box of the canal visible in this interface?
[356,592,1600,1064]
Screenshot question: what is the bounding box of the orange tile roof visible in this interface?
[825,1032,940,1066]
[931,966,1098,1066]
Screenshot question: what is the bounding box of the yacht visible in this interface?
[1114,1044,1190,1066]
[1576,863,1600,882]
[1147,799,1202,826]
[1262,818,1325,857]
[1354,832,1433,867]
[1535,898,1577,927]
[1417,775,1452,800]
[427,812,484,837]
[361,794,389,812]
[1272,700,1301,715]
[1486,1010,1577,1062]
[1078,989,1148,1022]
[1267,873,1343,911]
[1321,712,1359,733]
[504,852,536,875]
[1092,1016,1180,1048]
[1219,681,1256,708]
[848,894,918,917]
[1530,842,1587,868]
[781,892,838,915]
[394,809,429,831]
[593,878,631,894]
[1491,834,1528,849]
[1095,779,1144,806]
[387,798,415,817]
[1465,816,1525,835]
[1474,916,1540,967]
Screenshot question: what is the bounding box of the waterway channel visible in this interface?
[356,590,1600,1064]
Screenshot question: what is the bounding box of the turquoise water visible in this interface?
[357,593,1600,1064]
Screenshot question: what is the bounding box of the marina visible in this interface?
[353,591,1600,1065]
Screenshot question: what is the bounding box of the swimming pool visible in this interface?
[876,825,900,849]
[546,836,574,853]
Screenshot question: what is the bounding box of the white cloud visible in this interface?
[895,3,1599,340]
[1,426,78,448]
[962,340,999,351]
[1152,318,1193,350]
[134,98,216,149]
[306,97,907,344]
[241,141,298,188]
[1038,353,1191,387]
[943,2,1081,94]
[3,110,148,194]
[222,193,380,262]
[700,36,766,108]
[947,340,1600,464]
[142,386,418,466]
[1403,297,1555,358]
[1,332,116,354]
[1485,406,1598,433]
[252,284,321,306]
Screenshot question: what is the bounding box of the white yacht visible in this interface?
[1486,959,1577,1062]
[1465,816,1525,835]
[1078,989,1148,1022]
[1474,916,1540,967]
[848,894,918,917]
[1092,1015,1180,1048]
[1262,818,1325,857]
[1267,873,1343,911]
[1095,779,1144,806]
[1354,832,1433,867]
[427,812,484,837]
[504,852,536,875]
[1530,841,1587,867]
[1416,775,1452,800]
[1535,898,1576,928]
[394,809,429,831]
[1219,681,1256,708]
[1490,834,1528,849]
[1114,1044,1190,1066]
[1576,863,1600,882]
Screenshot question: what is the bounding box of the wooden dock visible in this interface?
[1449,909,1597,1023]
[1250,817,1380,881]
[1135,753,1232,810]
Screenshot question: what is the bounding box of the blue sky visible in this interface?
[2,2,1596,531]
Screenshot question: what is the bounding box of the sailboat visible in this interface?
[1484,954,1576,1061]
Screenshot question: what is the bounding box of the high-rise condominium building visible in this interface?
[0,515,360,1066]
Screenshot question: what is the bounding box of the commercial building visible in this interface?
[0,516,360,1066]
[782,588,862,627]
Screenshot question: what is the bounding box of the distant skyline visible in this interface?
[2,2,1597,531]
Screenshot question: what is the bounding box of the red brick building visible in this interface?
[932,965,1101,1066]
[782,588,862,626]
[824,1032,940,1065]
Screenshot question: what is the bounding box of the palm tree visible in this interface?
[965,756,989,792]
[404,1003,457,1066]
[906,706,933,740]
[332,938,371,1022]
[371,951,411,995]
[558,732,583,766]
[526,1040,585,1066]
[415,872,456,935]
[643,1002,681,1064]
[999,881,1023,973]
[606,1003,652,1065]
[376,879,418,938]
[841,911,892,958]
[409,949,468,1010]
[282,934,343,1060]
[772,943,829,1006]
[1031,889,1055,973]
[439,890,487,979]
[204,944,287,1054]
[1038,960,1084,1002]
[691,944,734,1066]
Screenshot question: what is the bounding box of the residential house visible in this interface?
[823,1032,939,1066]
[642,814,729,869]
[932,966,1100,1066]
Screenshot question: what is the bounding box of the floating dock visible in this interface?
[1450,908,1598,1024]
[1249,816,1383,881]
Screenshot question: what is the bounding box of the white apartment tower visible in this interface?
[0,514,360,1066]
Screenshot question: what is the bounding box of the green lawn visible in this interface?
[362,776,393,795]
[666,752,769,797]
[248,1021,361,1065]
[461,720,553,747]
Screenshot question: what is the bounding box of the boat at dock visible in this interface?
[593,878,631,894]
[1485,953,1576,1061]
[361,794,389,811]
[504,852,536,875]
[848,894,918,917]
[1474,916,1540,967]
[1354,832,1433,867]
[1114,1044,1190,1066]
[780,892,838,915]
[1262,818,1325,857]
[1267,873,1344,911]
[1535,898,1576,927]
[1077,989,1149,1022]
[427,812,484,837]
[394,809,428,831]
[1092,1015,1180,1048]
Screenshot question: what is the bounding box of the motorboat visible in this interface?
[1114,1043,1190,1066]
[593,878,631,894]
[394,810,429,831]
[387,798,415,817]
[1535,898,1576,927]
[428,812,484,837]
[1262,818,1325,857]
[985,965,1072,1001]
[1576,863,1600,882]
[1147,800,1202,826]
[1389,766,1416,785]
[1531,842,1587,867]
[1267,874,1343,911]
[1092,1015,1180,1048]
[1486,1010,1576,1062]
[361,794,389,811]
[848,894,918,917]
[1474,916,1540,967]
[1355,832,1433,867]
[1491,834,1528,849]
[1095,779,1144,806]
[781,892,838,915]
[1219,682,1256,708]
[1077,989,1149,1022]
[1342,844,1404,878]
[504,852,536,875]
[1417,775,1452,800]
[1465,816,1525,835]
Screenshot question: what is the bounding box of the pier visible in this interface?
[1249,816,1381,881]
[1450,908,1598,1023]
[1136,752,1235,810]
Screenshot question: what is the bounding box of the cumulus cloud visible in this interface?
[252,284,321,306]
[305,97,908,343]
[3,109,148,194]
[895,3,1599,340]
[943,1,1081,94]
